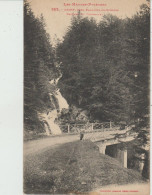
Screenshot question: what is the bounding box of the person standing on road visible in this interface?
[80,130,84,140]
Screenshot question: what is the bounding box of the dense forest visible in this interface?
[57,2,150,125]
[24,1,150,133]
[24,2,60,132]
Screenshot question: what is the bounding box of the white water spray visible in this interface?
[40,76,69,135]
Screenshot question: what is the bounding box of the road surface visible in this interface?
[24,129,131,156]
[24,134,79,156]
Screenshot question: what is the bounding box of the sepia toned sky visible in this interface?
[28,0,147,43]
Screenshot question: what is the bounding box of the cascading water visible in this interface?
[55,89,69,111]
[39,75,68,135]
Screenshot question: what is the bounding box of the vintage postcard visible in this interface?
[24,0,150,194]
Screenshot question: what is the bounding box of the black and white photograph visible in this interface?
[24,0,150,194]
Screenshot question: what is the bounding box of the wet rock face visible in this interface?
[58,105,89,124]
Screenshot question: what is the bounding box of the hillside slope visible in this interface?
[24,140,144,194]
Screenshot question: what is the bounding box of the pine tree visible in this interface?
[57,14,134,123]
[24,1,58,132]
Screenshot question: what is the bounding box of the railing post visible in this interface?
[102,124,104,130]
[110,121,112,129]
[91,123,94,131]
[68,125,70,133]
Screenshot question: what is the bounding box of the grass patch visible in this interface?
[24,140,144,194]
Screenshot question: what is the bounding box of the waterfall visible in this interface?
[55,89,69,111]
[41,109,62,135]
[40,76,69,135]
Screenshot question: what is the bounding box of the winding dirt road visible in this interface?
[24,129,130,156]
[24,134,79,156]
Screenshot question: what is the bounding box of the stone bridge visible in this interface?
[59,122,137,168]
[84,128,137,168]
